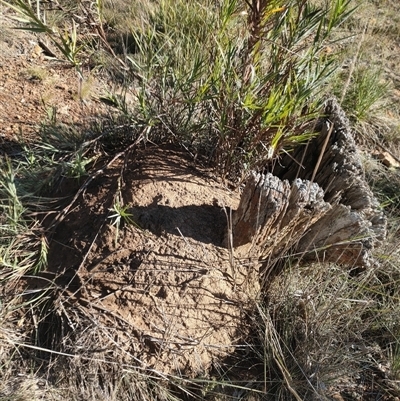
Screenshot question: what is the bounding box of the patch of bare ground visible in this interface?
[40,146,259,377]
[0,11,109,148]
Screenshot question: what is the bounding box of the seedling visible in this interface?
[108,201,141,246]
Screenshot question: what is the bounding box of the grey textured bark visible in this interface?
[227,99,387,268]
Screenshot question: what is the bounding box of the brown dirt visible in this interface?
[45,146,260,376]
[0,11,109,148]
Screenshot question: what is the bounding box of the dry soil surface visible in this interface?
[44,146,259,376]
[0,11,109,149]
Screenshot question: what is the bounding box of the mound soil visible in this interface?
[45,146,260,376]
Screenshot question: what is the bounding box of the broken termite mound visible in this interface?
[228,98,387,273]
[22,99,386,387]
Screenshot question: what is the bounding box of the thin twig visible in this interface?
[340,22,368,104]
[310,120,334,184]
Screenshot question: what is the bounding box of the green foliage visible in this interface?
[108,201,141,246]
[341,66,390,122]
[0,121,95,276]
[3,0,356,180]
[4,1,400,399]
[64,150,97,179]
[0,158,48,276]
[2,0,83,75]
[0,158,26,234]
[126,0,356,178]
[20,123,94,191]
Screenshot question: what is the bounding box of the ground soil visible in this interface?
[43,146,259,376]
[0,11,109,149]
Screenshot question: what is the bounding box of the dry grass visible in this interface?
[329,0,400,145]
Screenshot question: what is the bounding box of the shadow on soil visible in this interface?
[130,204,228,245]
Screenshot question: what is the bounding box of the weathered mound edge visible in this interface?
[228,98,387,269]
